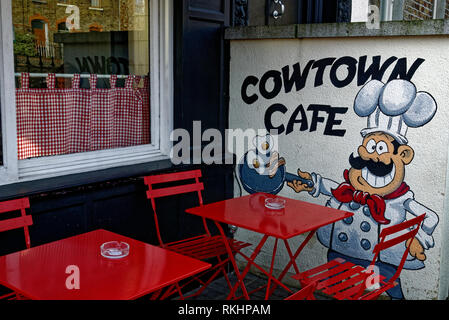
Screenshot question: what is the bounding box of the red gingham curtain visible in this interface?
[16,73,150,160]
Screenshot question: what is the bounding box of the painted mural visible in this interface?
[237,65,440,299]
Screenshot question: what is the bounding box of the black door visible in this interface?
[172,0,234,239]
[174,0,230,142]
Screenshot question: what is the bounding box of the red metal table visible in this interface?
[186,192,353,300]
[0,229,211,300]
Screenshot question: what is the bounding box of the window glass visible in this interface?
[12,0,150,160]
[355,0,446,23]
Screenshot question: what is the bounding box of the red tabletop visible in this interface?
[186,193,353,240]
[0,229,211,300]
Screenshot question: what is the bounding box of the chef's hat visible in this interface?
[354,79,437,144]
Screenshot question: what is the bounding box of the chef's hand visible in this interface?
[406,238,426,261]
[287,169,314,193]
[268,152,286,178]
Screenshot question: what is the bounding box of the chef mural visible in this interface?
[238,78,439,300]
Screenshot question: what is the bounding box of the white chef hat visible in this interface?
[354,79,437,144]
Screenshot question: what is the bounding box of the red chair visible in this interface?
[143,169,252,299]
[285,281,317,300]
[292,214,426,300]
[0,197,32,300]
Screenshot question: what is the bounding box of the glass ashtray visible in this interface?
[264,198,286,210]
[101,241,130,259]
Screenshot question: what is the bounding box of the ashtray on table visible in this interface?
[264,198,285,210]
[101,241,130,259]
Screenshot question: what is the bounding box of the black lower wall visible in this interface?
[0,163,234,256]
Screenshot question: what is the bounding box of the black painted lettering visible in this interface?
[241,75,259,105]
[357,55,397,86]
[329,56,357,88]
[387,57,425,82]
[259,70,283,100]
[312,58,336,87]
[323,107,348,136]
[286,104,308,135]
[282,60,315,93]
[307,104,328,132]
[264,103,287,134]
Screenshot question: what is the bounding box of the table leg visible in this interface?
[213,221,251,300]
[267,230,316,297]
[233,237,293,299]
[227,233,273,299]
[265,238,278,300]
[214,226,317,300]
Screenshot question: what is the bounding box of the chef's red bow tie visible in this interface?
[331,169,410,225]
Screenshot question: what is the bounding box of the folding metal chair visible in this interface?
[0,197,33,300]
[143,169,252,299]
[292,214,426,300]
[285,281,317,300]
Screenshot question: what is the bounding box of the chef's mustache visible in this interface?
[349,154,394,177]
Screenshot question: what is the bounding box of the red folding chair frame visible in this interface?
[0,197,32,300]
[292,214,426,300]
[144,170,251,299]
[285,281,318,300]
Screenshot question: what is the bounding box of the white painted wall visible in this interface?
[229,37,449,300]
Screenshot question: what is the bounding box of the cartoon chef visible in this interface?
[287,79,439,300]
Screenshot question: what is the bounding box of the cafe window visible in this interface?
[0,0,173,184]
[57,21,69,32]
[90,0,101,8]
[245,0,448,26]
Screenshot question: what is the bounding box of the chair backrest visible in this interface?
[143,170,206,246]
[285,281,317,300]
[0,197,32,249]
[369,213,426,283]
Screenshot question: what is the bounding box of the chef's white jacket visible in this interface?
[309,172,439,269]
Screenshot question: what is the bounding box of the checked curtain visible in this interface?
[16,73,150,160]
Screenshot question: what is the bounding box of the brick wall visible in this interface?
[403,0,435,20]
[12,0,143,41]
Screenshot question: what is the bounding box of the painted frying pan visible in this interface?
[238,151,314,195]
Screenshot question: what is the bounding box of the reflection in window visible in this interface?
[91,0,102,8]
[89,23,104,32]
[12,0,151,160]
[352,0,448,23]
[57,21,69,32]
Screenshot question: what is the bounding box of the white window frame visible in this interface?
[0,0,173,185]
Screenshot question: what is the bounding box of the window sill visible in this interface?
[0,158,174,201]
[224,19,449,40]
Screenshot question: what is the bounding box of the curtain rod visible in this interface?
[14,73,140,79]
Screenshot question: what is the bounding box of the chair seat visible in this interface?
[292,258,395,300]
[165,234,251,261]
